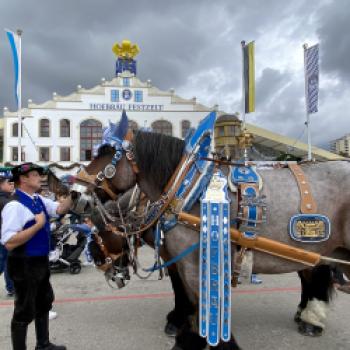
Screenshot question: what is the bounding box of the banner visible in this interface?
[5,29,21,108]
[243,41,255,113]
[305,44,319,114]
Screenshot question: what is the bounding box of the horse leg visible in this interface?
[166,267,194,337]
[294,269,312,323]
[209,335,241,350]
[298,265,334,337]
[171,315,207,350]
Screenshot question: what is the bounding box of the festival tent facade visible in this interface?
[0,40,343,173]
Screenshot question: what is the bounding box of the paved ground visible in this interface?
[0,247,349,350]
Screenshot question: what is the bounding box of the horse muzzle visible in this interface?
[70,183,94,214]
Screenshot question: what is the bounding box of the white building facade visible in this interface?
[2,48,217,166]
[329,134,350,157]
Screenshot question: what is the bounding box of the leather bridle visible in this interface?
[73,130,139,201]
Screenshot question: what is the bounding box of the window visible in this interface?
[80,119,102,161]
[11,147,25,161]
[39,147,50,161]
[111,89,119,102]
[60,147,71,161]
[134,90,143,102]
[123,77,130,87]
[129,120,139,133]
[227,125,240,136]
[11,147,18,162]
[39,119,50,137]
[12,123,24,137]
[151,120,173,136]
[218,126,225,137]
[181,120,191,138]
[60,119,70,137]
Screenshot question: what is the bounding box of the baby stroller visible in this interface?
[49,222,91,274]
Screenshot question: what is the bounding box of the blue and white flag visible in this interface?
[305,44,319,114]
[5,29,21,108]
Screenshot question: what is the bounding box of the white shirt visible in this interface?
[1,190,59,245]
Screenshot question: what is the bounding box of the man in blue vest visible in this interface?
[1,163,72,350]
[0,169,15,296]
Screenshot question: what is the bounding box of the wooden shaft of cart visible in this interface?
[178,212,321,267]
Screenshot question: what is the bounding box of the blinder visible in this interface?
[92,137,134,188]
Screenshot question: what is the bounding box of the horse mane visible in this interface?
[134,131,185,191]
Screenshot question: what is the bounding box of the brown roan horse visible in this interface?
[71,117,350,350]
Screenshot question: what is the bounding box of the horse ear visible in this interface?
[113,110,129,140]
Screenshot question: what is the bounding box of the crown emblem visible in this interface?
[112,40,140,59]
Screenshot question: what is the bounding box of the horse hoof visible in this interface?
[164,322,178,337]
[294,310,302,323]
[298,321,323,337]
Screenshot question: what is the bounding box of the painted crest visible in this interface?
[289,214,331,243]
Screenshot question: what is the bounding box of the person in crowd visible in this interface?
[82,216,94,265]
[0,169,15,296]
[1,163,72,350]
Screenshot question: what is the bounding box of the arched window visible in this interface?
[151,120,172,136]
[181,120,191,138]
[12,123,23,137]
[39,119,50,137]
[60,119,70,137]
[129,120,139,133]
[80,119,102,161]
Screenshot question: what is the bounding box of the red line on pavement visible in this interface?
[0,287,300,308]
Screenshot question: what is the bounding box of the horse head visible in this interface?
[88,203,132,288]
[70,110,138,214]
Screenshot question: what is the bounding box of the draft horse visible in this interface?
[71,118,350,350]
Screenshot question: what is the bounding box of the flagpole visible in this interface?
[241,40,246,130]
[303,43,312,161]
[240,40,249,163]
[17,29,22,163]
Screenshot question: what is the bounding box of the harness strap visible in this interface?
[121,155,196,236]
[144,242,200,272]
[75,168,118,200]
[93,233,124,272]
[288,163,317,214]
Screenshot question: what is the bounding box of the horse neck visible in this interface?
[137,176,163,202]
[133,131,185,202]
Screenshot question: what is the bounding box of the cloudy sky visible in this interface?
[0,0,349,148]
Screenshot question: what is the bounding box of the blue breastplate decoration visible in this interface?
[161,111,216,232]
[16,190,51,257]
[200,170,231,346]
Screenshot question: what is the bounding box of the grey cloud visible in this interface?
[0,0,349,148]
[256,68,292,109]
[317,0,350,82]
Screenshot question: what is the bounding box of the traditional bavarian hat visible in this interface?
[12,162,45,181]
